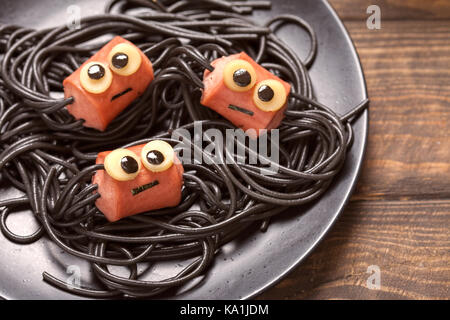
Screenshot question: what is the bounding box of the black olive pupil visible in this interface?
[258,85,275,102]
[88,64,105,80]
[147,150,165,166]
[233,69,251,87]
[121,156,139,174]
[112,53,129,69]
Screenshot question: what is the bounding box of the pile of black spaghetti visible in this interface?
[0,0,369,298]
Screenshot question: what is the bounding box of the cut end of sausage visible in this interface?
[93,144,184,222]
[201,52,291,138]
[63,36,154,132]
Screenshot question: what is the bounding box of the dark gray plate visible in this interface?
[0,0,368,299]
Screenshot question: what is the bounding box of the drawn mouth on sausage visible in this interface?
[131,180,159,196]
[111,88,133,101]
[228,104,254,116]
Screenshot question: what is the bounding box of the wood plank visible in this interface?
[101,5,449,302]
[258,200,450,300]
[346,20,450,200]
[328,0,450,20]
[259,20,450,300]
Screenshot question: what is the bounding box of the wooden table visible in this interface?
[259,0,450,300]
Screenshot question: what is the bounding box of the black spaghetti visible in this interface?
[0,0,369,298]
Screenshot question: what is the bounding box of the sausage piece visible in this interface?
[64,36,154,131]
[201,52,291,138]
[93,144,184,222]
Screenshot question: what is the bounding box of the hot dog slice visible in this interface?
[201,52,291,138]
[93,143,184,222]
[64,36,154,131]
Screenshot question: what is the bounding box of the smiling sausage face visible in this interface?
[63,36,154,131]
[93,141,184,222]
[201,52,291,138]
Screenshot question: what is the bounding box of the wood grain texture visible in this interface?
[349,20,450,200]
[258,1,450,300]
[259,200,450,300]
[328,0,450,20]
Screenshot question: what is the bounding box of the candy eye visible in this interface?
[108,43,142,76]
[253,80,288,112]
[104,149,141,181]
[223,59,257,92]
[80,62,113,94]
[141,140,174,173]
